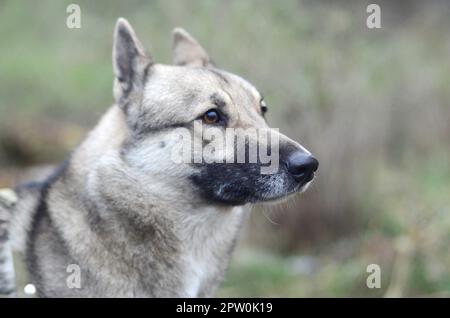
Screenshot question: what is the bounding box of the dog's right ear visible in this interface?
[172,28,211,67]
[113,18,152,104]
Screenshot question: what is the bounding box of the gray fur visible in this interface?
[3,18,316,297]
[0,189,18,296]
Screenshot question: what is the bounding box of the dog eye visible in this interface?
[260,100,268,115]
[202,109,221,124]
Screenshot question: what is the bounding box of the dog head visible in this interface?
[113,18,318,206]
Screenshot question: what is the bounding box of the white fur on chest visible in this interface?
[183,255,209,297]
[179,206,245,297]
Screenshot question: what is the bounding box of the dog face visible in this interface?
[114,19,318,206]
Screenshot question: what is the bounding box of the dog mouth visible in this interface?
[190,163,317,206]
[299,176,315,193]
[259,175,315,203]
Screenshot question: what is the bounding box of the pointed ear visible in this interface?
[172,28,211,67]
[113,18,152,103]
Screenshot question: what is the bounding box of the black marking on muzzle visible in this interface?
[190,163,266,205]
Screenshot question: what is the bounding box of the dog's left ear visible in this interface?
[172,28,211,67]
[113,18,152,104]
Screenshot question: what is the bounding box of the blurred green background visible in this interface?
[1,0,450,297]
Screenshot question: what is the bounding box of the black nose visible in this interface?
[286,152,319,183]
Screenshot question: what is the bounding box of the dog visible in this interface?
[0,18,318,297]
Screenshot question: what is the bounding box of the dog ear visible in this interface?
[113,18,152,103]
[172,28,211,67]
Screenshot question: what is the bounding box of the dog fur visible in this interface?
[1,18,317,297]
